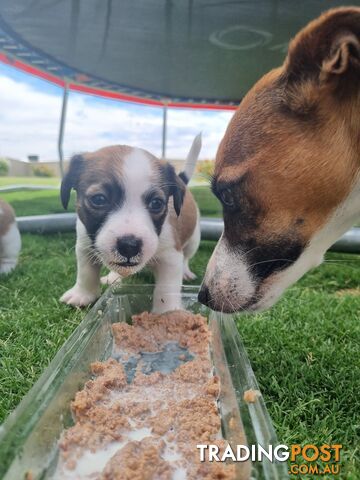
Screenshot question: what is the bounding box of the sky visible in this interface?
[0,63,234,162]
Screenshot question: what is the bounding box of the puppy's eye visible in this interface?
[220,188,234,207]
[148,197,165,213]
[90,193,108,207]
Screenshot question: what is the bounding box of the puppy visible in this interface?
[60,135,201,313]
[0,199,21,274]
[199,7,360,312]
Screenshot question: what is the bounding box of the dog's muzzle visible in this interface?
[115,235,142,266]
[198,285,211,307]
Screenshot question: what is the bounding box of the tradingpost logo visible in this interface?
[197,443,343,476]
[289,444,342,476]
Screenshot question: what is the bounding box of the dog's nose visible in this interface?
[198,285,211,306]
[116,235,142,259]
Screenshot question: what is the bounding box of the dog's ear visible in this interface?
[284,7,360,88]
[163,163,186,217]
[61,154,84,209]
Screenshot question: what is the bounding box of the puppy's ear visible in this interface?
[163,164,186,217]
[61,154,84,209]
[284,7,360,88]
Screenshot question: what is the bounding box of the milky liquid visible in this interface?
[53,340,219,480]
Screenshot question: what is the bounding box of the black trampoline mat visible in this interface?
[1,0,359,103]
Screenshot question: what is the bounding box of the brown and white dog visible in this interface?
[199,7,360,313]
[60,135,201,313]
[0,199,21,274]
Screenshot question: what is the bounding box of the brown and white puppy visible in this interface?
[0,198,21,274]
[60,135,201,313]
[199,7,360,313]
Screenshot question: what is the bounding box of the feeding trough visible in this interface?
[0,285,288,480]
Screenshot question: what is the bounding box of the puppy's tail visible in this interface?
[178,133,202,185]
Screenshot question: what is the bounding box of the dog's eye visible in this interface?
[148,197,165,213]
[90,193,108,207]
[220,188,234,207]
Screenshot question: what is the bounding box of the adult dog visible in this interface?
[199,7,360,313]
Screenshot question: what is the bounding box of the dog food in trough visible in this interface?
[54,310,237,479]
[0,285,287,480]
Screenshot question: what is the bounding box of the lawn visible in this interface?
[0,185,220,217]
[0,176,60,187]
[1,189,75,216]
[0,186,359,479]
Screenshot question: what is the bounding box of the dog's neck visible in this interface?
[346,91,360,223]
[310,91,360,253]
[344,91,360,148]
[312,172,360,255]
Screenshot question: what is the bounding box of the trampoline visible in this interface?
[1,0,360,249]
[1,0,358,169]
[0,1,357,106]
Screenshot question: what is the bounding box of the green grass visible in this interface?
[0,176,60,186]
[0,187,359,478]
[1,190,75,216]
[191,185,222,217]
[0,186,218,218]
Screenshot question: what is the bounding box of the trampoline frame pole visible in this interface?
[58,83,69,178]
[161,101,168,158]
[15,213,360,253]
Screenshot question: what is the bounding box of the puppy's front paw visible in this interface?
[183,270,197,281]
[183,263,197,281]
[60,286,100,307]
[0,260,18,275]
[100,271,122,285]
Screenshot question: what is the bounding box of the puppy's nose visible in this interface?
[116,235,142,259]
[198,285,211,306]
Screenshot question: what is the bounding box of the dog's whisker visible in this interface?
[243,245,262,257]
[248,258,295,269]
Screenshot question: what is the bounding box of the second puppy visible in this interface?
[60,135,201,313]
[0,198,21,275]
